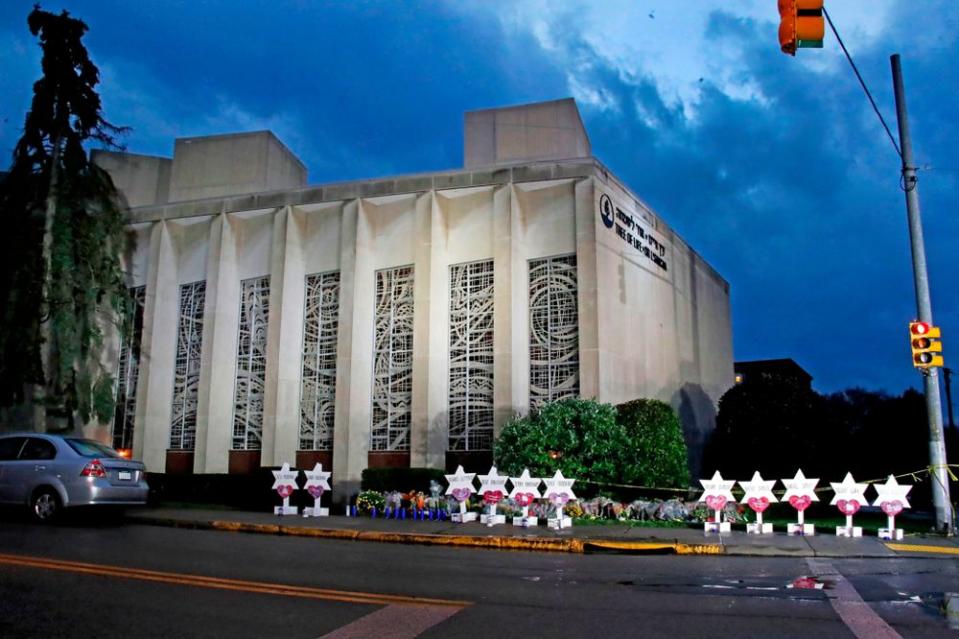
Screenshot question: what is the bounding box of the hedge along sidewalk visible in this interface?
[124,507,957,558]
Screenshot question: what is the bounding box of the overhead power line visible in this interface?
[823,7,902,159]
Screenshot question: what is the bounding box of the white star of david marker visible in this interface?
[781,469,820,502]
[543,470,576,501]
[303,463,331,492]
[508,469,543,499]
[829,472,868,506]
[698,471,736,503]
[271,462,298,490]
[477,466,509,496]
[444,465,476,496]
[871,475,912,509]
[738,471,778,503]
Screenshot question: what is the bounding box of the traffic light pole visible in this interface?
[891,54,954,534]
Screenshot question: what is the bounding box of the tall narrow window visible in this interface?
[299,271,340,451]
[113,286,145,450]
[370,266,414,452]
[448,260,494,451]
[233,275,270,450]
[170,280,206,450]
[528,255,579,409]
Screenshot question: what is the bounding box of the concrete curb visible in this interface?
[132,515,724,555]
[129,516,959,558]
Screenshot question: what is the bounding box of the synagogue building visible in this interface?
[93,98,734,497]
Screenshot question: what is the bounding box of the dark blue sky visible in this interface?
[1,1,956,395]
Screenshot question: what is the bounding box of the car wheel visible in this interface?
[31,488,61,523]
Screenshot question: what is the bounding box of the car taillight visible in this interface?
[81,459,106,478]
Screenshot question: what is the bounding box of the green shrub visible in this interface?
[616,399,690,489]
[494,398,628,485]
[360,467,445,493]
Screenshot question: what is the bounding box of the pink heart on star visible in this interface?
[276,485,293,499]
[307,485,325,499]
[451,487,471,502]
[880,500,903,516]
[788,495,812,511]
[836,499,860,516]
[514,492,536,507]
[548,492,570,506]
[705,495,727,511]
[747,497,770,513]
[483,490,503,505]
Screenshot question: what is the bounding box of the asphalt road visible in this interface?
[0,514,955,638]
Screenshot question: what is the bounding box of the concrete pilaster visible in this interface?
[574,178,599,400]
[491,185,514,434]
[333,200,370,497]
[195,213,240,473]
[419,191,448,468]
[508,185,531,414]
[262,206,305,467]
[134,221,178,471]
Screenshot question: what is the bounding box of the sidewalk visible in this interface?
[126,506,959,558]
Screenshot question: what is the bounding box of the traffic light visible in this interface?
[909,321,944,370]
[778,0,825,56]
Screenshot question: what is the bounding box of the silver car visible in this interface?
[0,433,149,522]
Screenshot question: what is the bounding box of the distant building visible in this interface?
[734,359,812,389]
[92,98,734,496]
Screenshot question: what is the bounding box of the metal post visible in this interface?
[891,54,954,534]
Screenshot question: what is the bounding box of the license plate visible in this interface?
[118,471,132,481]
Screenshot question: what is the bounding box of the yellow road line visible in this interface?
[884,542,959,556]
[0,553,470,608]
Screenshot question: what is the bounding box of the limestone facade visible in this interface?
[92,100,733,498]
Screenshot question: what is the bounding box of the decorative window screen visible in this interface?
[232,275,270,450]
[370,266,414,452]
[299,271,340,451]
[528,255,580,409]
[113,286,146,450]
[170,280,206,450]
[448,260,494,451]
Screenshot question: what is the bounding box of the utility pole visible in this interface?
[891,54,954,534]
[944,368,955,430]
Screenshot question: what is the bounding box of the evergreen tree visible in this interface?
[0,6,129,429]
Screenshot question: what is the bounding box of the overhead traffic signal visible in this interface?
[778,0,825,56]
[909,321,944,370]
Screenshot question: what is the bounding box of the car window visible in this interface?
[0,437,27,461]
[19,438,57,461]
[65,438,120,458]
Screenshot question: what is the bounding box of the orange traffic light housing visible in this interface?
[909,321,944,370]
[779,0,825,56]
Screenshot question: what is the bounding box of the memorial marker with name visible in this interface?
[302,463,331,518]
[477,466,509,527]
[699,471,736,534]
[544,470,576,530]
[445,465,478,523]
[830,472,868,537]
[272,462,299,516]
[782,469,819,535]
[873,475,912,541]
[509,468,543,528]
[738,471,777,534]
